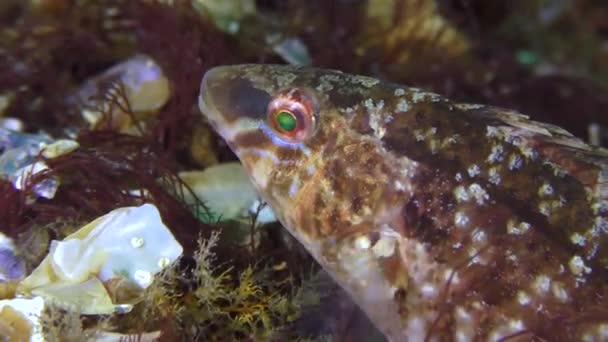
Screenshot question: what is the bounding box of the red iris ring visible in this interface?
[267,88,317,143]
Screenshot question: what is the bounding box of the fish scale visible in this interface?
[199,64,608,341]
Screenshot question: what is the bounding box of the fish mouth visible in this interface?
[198,66,230,139]
[199,65,273,144]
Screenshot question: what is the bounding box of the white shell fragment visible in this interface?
[0,128,79,200]
[0,296,44,342]
[177,162,276,224]
[40,139,80,159]
[248,199,277,224]
[193,0,256,34]
[12,161,53,198]
[17,204,183,315]
[0,117,24,131]
[0,92,14,117]
[266,34,312,66]
[0,128,53,175]
[0,233,25,282]
[75,54,170,131]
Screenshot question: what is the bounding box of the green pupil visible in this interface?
[276,111,297,131]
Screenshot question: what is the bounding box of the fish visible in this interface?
[198,64,608,341]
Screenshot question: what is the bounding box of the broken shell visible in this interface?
[0,118,24,131]
[0,233,25,283]
[0,296,44,342]
[177,162,275,224]
[266,34,312,66]
[17,204,183,314]
[40,139,79,159]
[74,54,170,132]
[31,278,116,315]
[0,92,14,117]
[0,129,78,200]
[194,0,256,34]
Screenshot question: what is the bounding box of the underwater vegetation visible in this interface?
[0,0,607,340]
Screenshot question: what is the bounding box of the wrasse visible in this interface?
[198,64,608,341]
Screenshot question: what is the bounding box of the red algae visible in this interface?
[0,179,27,237]
[123,0,238,153]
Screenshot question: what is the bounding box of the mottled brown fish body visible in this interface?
[199,64,608,341]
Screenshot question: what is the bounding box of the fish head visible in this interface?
[199,64,402,243]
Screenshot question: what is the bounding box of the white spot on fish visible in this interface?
[467,164,481,178]
[594,216,608,234]
[411,92,425,103]
[508,154,523,170]
[396,98,410,112]
[506,250,518,263]
[569,255,591,276]
[517,291,531,305]
[276,72,297,88]
[364,98,383,111]
[551,282,569,302]
[488,167,501,185]
[520,145,538,160]
[394,88,405,96]
[364,99,386,139]
[472,229,487,244]
[469,183,489,205]
[570,233,586,246]
[533,274,551,294]
[487,144,505,164]
[455,173,463,182]
[351,75,379,88]
[539,183,554,197]
[538,202,551,216]
[454,211,470,228]
[316,82,333,92]
[486,126,500,138]
[369,115,386,139]
[454,185,470,202]
[412,129,425,142]
[594,200,608,215]
[507,219,531,235]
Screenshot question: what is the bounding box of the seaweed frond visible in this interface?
[41,301,114,342]
[139,231,323,340]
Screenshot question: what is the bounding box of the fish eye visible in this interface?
[267,88,317,143]
[275,110,297,132]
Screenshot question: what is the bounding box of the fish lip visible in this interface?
[198,66,226,132]
[198,66,245,147]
